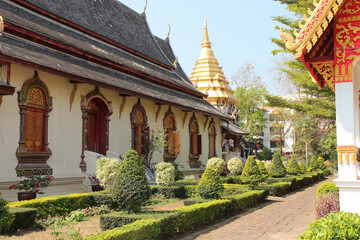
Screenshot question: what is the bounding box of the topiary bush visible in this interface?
[227,157,244,175]
[317,156,327,170]
[298,162,307,174]
[287,157,301,175]
[316,182,339,196]
[309,155,318,170]
[111,150,151,213]
[0,194,14,233]
[197,167,224,199]
[96,157,120,189]
[206,158,225,175]
[155,162,175,186]
[241,156,262,189]
[315,193,340,219]
[299,212,360,240]
[269,152,287,178]
[257,160,269,182]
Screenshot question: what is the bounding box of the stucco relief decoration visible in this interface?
[312,62,335,90]
[69,83,78,111]
[335,0,360,83]
[337,145,356,165]
[0,16,4,51]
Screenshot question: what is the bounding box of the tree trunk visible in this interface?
[305,141,308,167]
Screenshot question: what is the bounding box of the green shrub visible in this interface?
[299,212,360,240]
[269,152,287,178]
[316,182,339,196]
[96,157,120,189]
[151,185,186,199]
[227,157,244,175]
[287,157,300,175]
[174,179,198,186]
[9,207,37,231]
[100,211,176,231]
[256,146,272,160]
[0,195,14,233]
[206,158,225,175]
[173,163,184,181]
[309,155,318,170]
[226,190,268,212]
[183,198,210,206]
[92,192,118,209]
[241,156,262,189]
[111,150,151,213]
[298,162,307,174]
[9,193,94,219]
[220,176,242,184]
[197,167,224,199]
[184,185,198,198]
[317,156,327,170]
[155,162,175,186]
[257,160,269,181]
[258,182,291,196]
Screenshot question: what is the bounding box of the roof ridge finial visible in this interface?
[166,24,171,42]
[141,0,147,16]
[203,12,210,45]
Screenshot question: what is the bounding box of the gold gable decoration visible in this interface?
[311,62,335,91]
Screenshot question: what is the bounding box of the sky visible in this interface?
[119,1,294,94]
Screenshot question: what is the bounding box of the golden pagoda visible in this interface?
[190,17,239,107]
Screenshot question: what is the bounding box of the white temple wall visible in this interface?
[0,64,222,200]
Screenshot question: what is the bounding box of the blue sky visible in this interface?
[119,1,293,94]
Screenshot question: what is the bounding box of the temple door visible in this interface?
[87,98,108,155]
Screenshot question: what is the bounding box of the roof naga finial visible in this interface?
[166,25,171,40]
[142,0,147,16]
[173,56,178,68]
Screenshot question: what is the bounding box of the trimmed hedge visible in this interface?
[8,192,114,219]
[258,182,291,196]
[151,185,186,199]
[87,190,268,240]
[9,207,37,231]
[183,198,210,206]
[220,176,242,184]
[174,179,198,186]
[316,182,339,196]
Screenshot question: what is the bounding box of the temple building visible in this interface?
[281,0,360,213]
[0,0,231,200]
[190,18,250,162]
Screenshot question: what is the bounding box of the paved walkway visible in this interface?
[180,175,337,240]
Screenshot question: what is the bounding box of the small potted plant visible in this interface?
[88,174,104,192]
[9,174,54,201]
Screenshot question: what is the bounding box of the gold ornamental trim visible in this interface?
[337,145,356,165]
[311,61,335,91]
[280,0,345,58]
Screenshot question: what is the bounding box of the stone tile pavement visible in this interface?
[179,175,337,240]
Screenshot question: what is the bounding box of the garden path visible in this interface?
[179,175,337,240]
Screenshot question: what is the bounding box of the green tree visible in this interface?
[241,156,262,189]
[257,160,269,182]
[257,146,273,160]
[287,157,300,175]
[309,155,318,171]
[232,63,268,142]
[269,152,287,178]
[197,167,224,199]
[142,126,167,170]
[111,150,151,213]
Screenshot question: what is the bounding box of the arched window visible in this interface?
[16,72,53,176]
[80,87,112,172]
[189,114,201,168]
[208,120,217,157]
[163,109,180,160]
[131,100,148,155]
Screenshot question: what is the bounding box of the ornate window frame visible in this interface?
[163,107,180,161]
[80,87,112,172]
[208,119,217,158]
[130,99,148,155]
[189,114,201,168]
[16,71,53,176]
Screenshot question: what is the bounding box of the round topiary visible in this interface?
[206,158,225,175]
[241,156,262,188]
[111,150,151,213]
[316,182,339,196]
[227,157,244,175]
[96,157,120,189]
[287,157,301,175]
[257,160,269,182]
[0,193,14,233]
[269,152,287,178]
[309,155,318,170]
[155,162,175,186]
[197,167,224,199]
[317,156,327,170]
[299,162,307,174]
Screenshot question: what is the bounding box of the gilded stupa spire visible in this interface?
[190,16,239,106]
